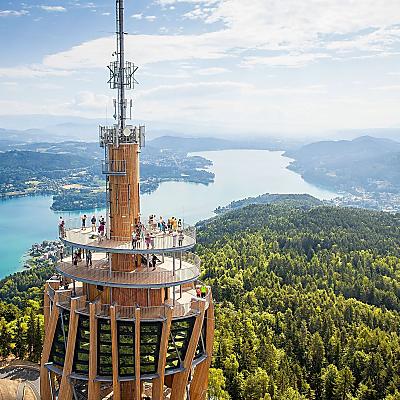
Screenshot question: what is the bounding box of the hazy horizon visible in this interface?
[2,1,400,140]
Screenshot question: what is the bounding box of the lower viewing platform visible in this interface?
[55,252,201,288]
[46,280,211,321]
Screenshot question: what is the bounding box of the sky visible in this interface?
[1,0,400,137]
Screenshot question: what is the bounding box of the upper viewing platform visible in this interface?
[59,217,196,254]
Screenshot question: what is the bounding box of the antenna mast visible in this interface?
[116,0,126,131]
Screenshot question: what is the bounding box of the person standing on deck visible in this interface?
[81,214,87,230]
[172,230,178,247]
[132,231,138,249]
[58,217,65,238]
[91,215,96,232]
[86,250,92,267]
[201,284,207,298]
[178,231,184,247]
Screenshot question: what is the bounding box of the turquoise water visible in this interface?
[0,149,337,278]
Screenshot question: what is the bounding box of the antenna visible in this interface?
[100,0,144,149]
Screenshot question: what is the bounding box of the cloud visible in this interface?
[0,10,29,17]
[196,67,228,75]
[131,13,143,20]
[40,5,67,12]
[0,65,73,78]
[145,15,157,22]
[69,91,110,110]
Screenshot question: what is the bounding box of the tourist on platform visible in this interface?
[86,250,92,267]
[73,252,78,266]
[81,214,87,230]
[178,231,184,247]
[145,232,151,249]
[77,248,82,262]
[172,230,178,247]
[201,285,207,298]
[59,246,64,262]
[178,218,182,229]
[161,220,167,233]
[58,217,65,238]
[151,254,160,270]
[196,287,201,297]
[150,232,155,249]
[158,217,163,231]
[98,216,105,240]
[132,231,138,249]
[91,215,96,232]
[172,217,177,231]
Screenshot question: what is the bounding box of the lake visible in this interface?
[0,149,336,278]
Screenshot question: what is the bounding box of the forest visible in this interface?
[197,204,400,400]
[0,203,399,399]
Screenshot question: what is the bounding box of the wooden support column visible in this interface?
[152,306,173,398]
[88,303,100,400]
[170,301,206,400]
[134,307,141,400]
[110,306,121,400]
[43,284,50,331]
[58,297,81,400]
[40,292,60,400]
[190,298,215,400]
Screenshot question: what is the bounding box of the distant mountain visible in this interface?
[286,136,400,193]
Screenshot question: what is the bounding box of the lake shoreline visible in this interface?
[0,149,338,278]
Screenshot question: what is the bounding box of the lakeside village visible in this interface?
[328,191,400,213]
[25,240,64,269]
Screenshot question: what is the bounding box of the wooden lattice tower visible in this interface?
[40,1,214,398]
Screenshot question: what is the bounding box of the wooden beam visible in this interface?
[88,303,100,400]
[170,300,206,400]
[134,307,141,400]
[152,306,173,398]
[58,297,81,400]
[110,305,121,400]
[40,292,60,400]
[190,298,215,400]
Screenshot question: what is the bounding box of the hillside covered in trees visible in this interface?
[0,202,398,399]
[197,204,400,400]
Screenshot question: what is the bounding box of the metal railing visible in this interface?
[61,218,196,251]
[57,257,200,287]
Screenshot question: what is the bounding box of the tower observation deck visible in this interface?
[40,1,214,399]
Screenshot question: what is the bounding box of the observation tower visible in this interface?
[40,1,214,398]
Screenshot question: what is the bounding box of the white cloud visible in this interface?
[131,13,143,20]
[0,65,73,78]
[196,67,228,75]
[102,12,111,16]
[145,15,157,22]
[40,5,67,12]
[0,10,29,17]
[69,91,110,110]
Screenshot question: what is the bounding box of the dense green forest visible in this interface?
[0,263,53,362]
[197,204,400,400]
[0,203,399,399]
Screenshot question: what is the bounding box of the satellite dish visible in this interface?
[123,127,131,137]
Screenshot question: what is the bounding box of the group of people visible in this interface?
[196,285,208,298]
[72,248,93,267]
[132,215,185,249]
[148,215,183,233]
[58,215,106,239]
